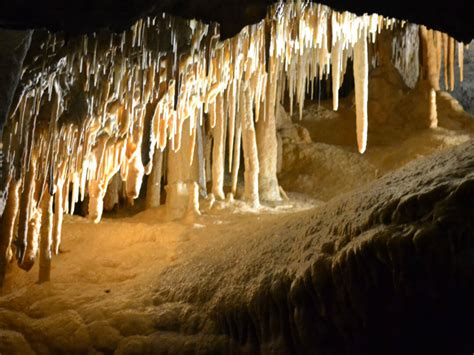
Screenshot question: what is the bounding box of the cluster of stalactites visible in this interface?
[419,26,465,91]
[392,24,465,91]
[0,2,465,284]
[391,25,465,128]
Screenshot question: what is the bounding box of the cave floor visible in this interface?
[0,194,321,354]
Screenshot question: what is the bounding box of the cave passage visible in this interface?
[0,1,473,354]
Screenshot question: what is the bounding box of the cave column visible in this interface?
[420,26,439,128]
[104,173,121,211]
[165,118,200,220]
[241,82,260,208]
[256,56,281,202]
[146,149,163,209]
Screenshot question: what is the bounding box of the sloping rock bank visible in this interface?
[155,140,474,354]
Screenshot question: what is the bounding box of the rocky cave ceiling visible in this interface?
[1,0,473,42]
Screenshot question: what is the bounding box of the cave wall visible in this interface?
[0,30,32,135]
[448,41,474,114]
[0,30,32,208]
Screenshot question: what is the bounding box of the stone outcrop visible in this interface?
[144,140,474,354]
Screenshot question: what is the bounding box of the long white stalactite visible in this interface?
[353,30,369,154]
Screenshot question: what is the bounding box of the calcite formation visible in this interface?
[0,1,466,286]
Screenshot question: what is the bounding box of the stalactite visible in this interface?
[443,33,449,90]
[53,174,64,254]
[420,26,439,128]
[18,206,42,271]
[227,80,237,173]
[331,39,342,111]
[436,31,442,85]
[16,151,38,263]
[421,27,440,91]
[0,180,21,287]
[231,109,242,197]
[353,32,369,154]
[204,126,213,185]
[125,150,145,201]
[458,42,464,82]
[211,94,226,200]
[449,37,455,91]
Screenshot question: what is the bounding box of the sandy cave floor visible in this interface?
[0,195,322,354]
[0,92,473,354]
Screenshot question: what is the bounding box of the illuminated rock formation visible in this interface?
[0,1,467,288]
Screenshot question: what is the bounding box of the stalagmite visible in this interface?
[428,87,438,129]
[39,191,54,283]
[353,32,369,154]
[185,181,201,220]
[146,149,163,208]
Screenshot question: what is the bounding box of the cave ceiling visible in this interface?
[0,0,473,42]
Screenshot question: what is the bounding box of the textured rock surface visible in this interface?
[0,30,32,212]
[0,30,32,132]
[159,140,474,354]
[1,139,472,354]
